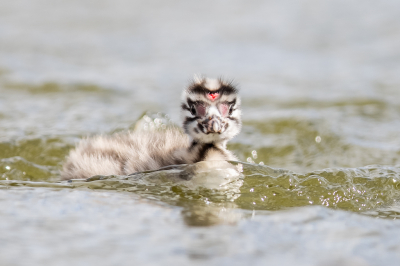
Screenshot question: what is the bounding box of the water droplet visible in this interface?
[5,166,10,170]
[315,136,321,143]
[250,188,254,192]
[236,163,243,172]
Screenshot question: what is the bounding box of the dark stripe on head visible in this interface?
[227,116,240,124]
[227,99,237,115]
[183,116,199,134]
[228,99,237,106]
[186,98,196,106]
[197,123,205,133]
[184,116,199,124]
[218,83,238,95]
[186,79,238,96]
[181,103,190,111]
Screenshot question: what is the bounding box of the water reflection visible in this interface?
[181,204,242,226]
[1,0,400,263]
[3,159,400,225]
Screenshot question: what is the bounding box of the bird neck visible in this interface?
[188,140,229,163]
[189,139,227,150]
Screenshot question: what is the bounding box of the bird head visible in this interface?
[181,77,241,145]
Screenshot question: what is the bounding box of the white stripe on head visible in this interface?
[204,78,220,91]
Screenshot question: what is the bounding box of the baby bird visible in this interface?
[61,77,242,180]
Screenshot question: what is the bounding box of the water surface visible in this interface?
[1,0,400,265]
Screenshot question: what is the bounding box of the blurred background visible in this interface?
[1,1,400,265]
[1,0,400,173]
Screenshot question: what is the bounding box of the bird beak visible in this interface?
[202,115,225,134]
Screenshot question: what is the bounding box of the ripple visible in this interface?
[2,161,400,218]
[0,156,59,181]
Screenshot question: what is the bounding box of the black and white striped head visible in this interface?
[181,77,241,144]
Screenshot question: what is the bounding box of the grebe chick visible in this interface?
[61,77,242,180]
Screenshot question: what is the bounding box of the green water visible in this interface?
[2,112,400,220]
[1,0,400,264]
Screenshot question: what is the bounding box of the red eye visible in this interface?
[219,103,229,117]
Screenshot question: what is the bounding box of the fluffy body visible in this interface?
[62,77,241,180]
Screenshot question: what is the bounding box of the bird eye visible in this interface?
[190,105,196,115]
[229,105,234,115]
